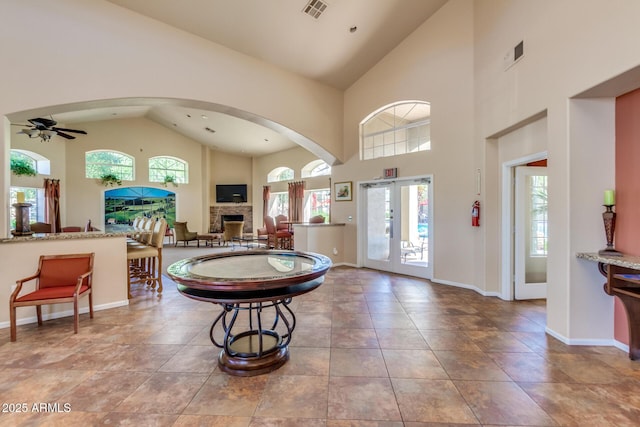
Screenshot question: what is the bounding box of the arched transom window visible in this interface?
[85,150,134,180]
[360,101,431,160]
[149,156,188,184]
[267,167,294,183]
[301,160,331,178]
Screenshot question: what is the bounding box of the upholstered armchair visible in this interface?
[10,253,94,341]
[222,221,244,245]
[173,221,199,247]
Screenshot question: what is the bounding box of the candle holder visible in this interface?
[599,204,622,256]
[11,203,33,236]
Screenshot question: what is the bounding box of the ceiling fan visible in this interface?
[12,117,87,141]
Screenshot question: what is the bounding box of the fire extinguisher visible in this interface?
[471,200,480,227]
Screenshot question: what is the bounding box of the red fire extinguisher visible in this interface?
[471,200,480,227]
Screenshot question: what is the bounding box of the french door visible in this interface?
[361,177,432,279]
[514,166,548,299]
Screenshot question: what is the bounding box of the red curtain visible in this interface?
[288,181,305,222]
[262,185,271,226]
[44,179,61,233]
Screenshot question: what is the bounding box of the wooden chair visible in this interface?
[173,221,199,247]
[127,218,167,297]
[30,222,52,233]
[264,216,293,249]
[275,214,289,231]
[10,253,95,342]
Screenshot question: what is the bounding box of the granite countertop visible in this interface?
[1,231,127,244]
[576,252,640,270]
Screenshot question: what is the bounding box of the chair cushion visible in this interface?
[16,285,90,302]
[127,246,159,259]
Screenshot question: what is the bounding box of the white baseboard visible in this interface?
[0,299,129,330]
[431,277,501,297]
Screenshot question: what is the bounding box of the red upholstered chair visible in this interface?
[10,253,95,342]
[264,216,293,249]
[275,215,289,231]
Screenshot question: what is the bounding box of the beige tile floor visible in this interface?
[2,265,640,426]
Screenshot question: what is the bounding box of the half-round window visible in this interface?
[85,150,134,180]
[301,160,331,178]
[267,167,294,183]
[360,101,431,160]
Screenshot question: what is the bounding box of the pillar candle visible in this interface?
[604,189,615,206]
[16,192,25,203]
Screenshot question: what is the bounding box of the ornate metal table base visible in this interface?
[211,300,296,376]
[168,250,331,376]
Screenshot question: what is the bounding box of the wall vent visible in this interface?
[303,0,328,19]
[503,40,524,71]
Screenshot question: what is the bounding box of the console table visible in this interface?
[577,252,640,359]
[167,250,331,376]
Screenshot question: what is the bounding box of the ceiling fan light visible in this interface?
[41,130,57,138]
[20,128,41,138]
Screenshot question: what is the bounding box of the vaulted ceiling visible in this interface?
[11,0,447,157]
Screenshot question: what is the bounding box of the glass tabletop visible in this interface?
[167,250,331,286]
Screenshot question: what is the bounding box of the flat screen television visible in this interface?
[216,184,247,203]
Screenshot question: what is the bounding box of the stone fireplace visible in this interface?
[210,205,253,234]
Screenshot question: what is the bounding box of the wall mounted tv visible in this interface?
[216,184,247,203]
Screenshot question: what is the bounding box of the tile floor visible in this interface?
[2,265,640,426]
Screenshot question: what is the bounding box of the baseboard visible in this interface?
[545,327,625,349]
[0,299,130,330]
[431,278,501,297]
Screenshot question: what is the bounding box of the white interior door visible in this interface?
[514,166,548,300]
[362,177,432,279]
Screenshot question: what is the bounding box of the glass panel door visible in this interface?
[515,166,547,300]
[363,183,392,270]
[362,177,432,279]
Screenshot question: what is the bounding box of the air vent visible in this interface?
[303,0,328,19]
[204,127,216,134]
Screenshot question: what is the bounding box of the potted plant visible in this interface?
[162,175,178,187]
[100,173,122,187]
[10,157,37,177]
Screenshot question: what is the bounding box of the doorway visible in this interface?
[360,177,432,279]
[501,154,548,300]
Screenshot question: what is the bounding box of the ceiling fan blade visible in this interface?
[52,127,87,135]
[55,131,76,139]
[29,117,57,128]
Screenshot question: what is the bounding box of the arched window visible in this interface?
[85,150,134,180]
[360,101,431,160]
[267,167,294,183]
[149,156,188,184]
[10,149,50,175]
[301,160,331,178]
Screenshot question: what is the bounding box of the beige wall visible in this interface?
[63,118,207,231]
[0,0,343,237]
[342,0,476,283]
[4,0,640,346]
[252,146,331,228]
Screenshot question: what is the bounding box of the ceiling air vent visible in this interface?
[303,0,328,19]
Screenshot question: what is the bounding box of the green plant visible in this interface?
[10,157,37,177]
[162,175,178,187]
[100,173,122,187]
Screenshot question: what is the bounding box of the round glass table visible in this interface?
[167,250,332,376]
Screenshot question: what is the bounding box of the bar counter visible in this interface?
[0,232,129,335]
